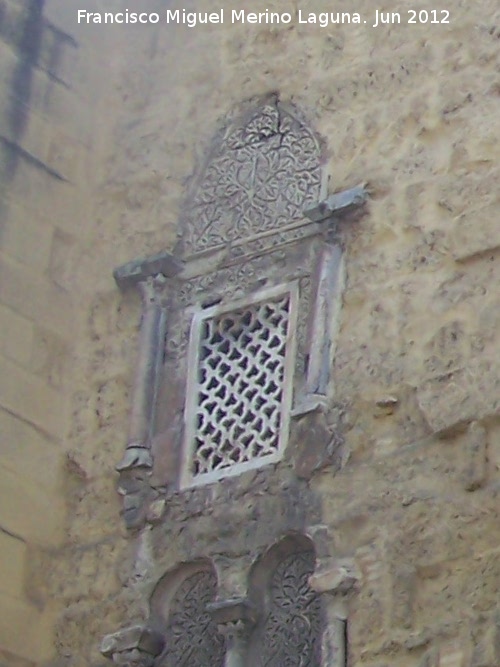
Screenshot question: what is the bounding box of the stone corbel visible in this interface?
[310,558,360,597]
[303,183,368,223]
[310,559,360,667]
[100,624,165,667]
[113,252,183,528]
[207,598,258,667]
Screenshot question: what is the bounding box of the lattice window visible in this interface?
[182,283,298,487]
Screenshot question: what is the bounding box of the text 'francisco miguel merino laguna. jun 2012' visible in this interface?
[77,8,451,27]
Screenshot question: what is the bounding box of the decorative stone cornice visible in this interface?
[100,625,165,667]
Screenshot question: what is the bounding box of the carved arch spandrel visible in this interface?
[150,560,226,667]
[247,534,323,667]
[179,97,323,257]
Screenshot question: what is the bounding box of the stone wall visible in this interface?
[0,0,140,663]
[1,0,500,665]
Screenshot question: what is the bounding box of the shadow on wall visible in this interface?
[0,0,45,185]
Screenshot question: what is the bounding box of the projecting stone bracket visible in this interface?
[310,558,361,597]
[303,183,368,223]
[113,250,184,290]
[100,624,165,667]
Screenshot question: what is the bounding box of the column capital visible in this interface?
[207,598,258,641]
[137,274,167,307]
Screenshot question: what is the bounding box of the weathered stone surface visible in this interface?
[471,613,500,667]
[450,203,500,261]
[291,408,343,479]
[462,422,488,491]
[3,0,500,665]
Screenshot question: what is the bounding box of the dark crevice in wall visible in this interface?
[0,0,45,181]
[6,0,45,141]
[0,135,67,182]
[0,523,26,543]
[0,3,78,87]
[46,19,78,48]
[38,21,79,90]
[343,619,349,667]
[0,404,60,443]
[0,0,45,223]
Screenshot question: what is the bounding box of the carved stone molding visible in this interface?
[100,625,165,667]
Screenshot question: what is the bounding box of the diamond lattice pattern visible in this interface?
[192,293,291,476]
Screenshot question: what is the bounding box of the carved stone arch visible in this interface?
[149,559,226,667]
[247,533,323,667]
[178,96,324,257]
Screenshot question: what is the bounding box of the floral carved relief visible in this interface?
[253,550,322,667]
[158,570,225,667]
[183,103,322,255]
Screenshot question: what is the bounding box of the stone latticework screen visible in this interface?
[158,570,225,667]
[181,284,298,487]
[254,550,322,667]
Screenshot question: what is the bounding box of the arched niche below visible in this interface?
[149,559,226,667]
[247,533,323,667]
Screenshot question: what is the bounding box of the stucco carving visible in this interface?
[253,550,322,667]
[158,570,225,667]
[183,101,322,255]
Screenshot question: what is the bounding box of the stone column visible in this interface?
[127,276,166,456]
[115,276,166,528]
[309,559,360,667]
[113,251,183,528]
[207,598,258,667]
[100,624,165,667]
